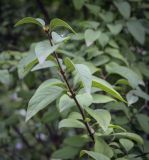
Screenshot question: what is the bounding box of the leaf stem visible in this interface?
[46,31,95,143]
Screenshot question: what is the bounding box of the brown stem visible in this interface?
[46,31,95,143]
[35,0,50,23]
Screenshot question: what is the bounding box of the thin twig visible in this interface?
[35,0,50,23]
[45,31,95,143]
[13,126,32,148]
[134,152,149,158]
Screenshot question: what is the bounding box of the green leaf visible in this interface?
[15,17,45,27]
[84,62,99,74]
[132,87,149,101]
[71,33,84,41]
[115,79,129,86]
[109,39,119,49]
[0,70,11,85]
[85,108,111,131]
[107,23,123,35]
[138,62,149,79]
[41,107,59,124]
[114,0,131,19]
[106,62,144,88]
[31,60,57,71]
[64,135,89,147]
[49,18,75,33]
[119,138,134,152]
[59,118,85,129]
[35,40,59,64]
[68,112,82,120]
[127,20,145,44]
[93,55,110,66]
[112,132,144,144]
[116,158,128,160]
[93,94,116,104]
[76,93,93,108]
[75,64,92,94]
[57,49,75,57]
[126,91,139,106]
[99,11,114,23]
[51,31,69,44]
[104,102,130,119]
[18,51,37,79]
[85,29,101,47]
[92,76,126,102]
[98,32,110,47]
[73,0,86,10]
[26,79,64,121]
[64,57,75,71]
[105,48,128,65]
[136,114,149,134]
[85,4,100,15]
[95,137,113,158]
[80,150,110,160]
[79,20,100,29]
[52,146,79,159]
[109,124,126,132]
[58,94,74,112]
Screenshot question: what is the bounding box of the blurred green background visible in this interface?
[0,0,149,159]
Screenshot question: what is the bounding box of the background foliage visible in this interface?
[0,0,149,159]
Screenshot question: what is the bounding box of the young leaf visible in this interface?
[85,107,111,131]
[15,17,45,27]
[59,118,85,129]
[92,76,126,102]
[49,18,75,33]
[114,0,131,19]
[35,40,59,64]
[80,150,110,160]
[26,79,64,121]
[75,64,92,94]
[127,20,145,44]
[85,29,101,47]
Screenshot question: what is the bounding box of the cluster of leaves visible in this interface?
[0,0,149,160]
